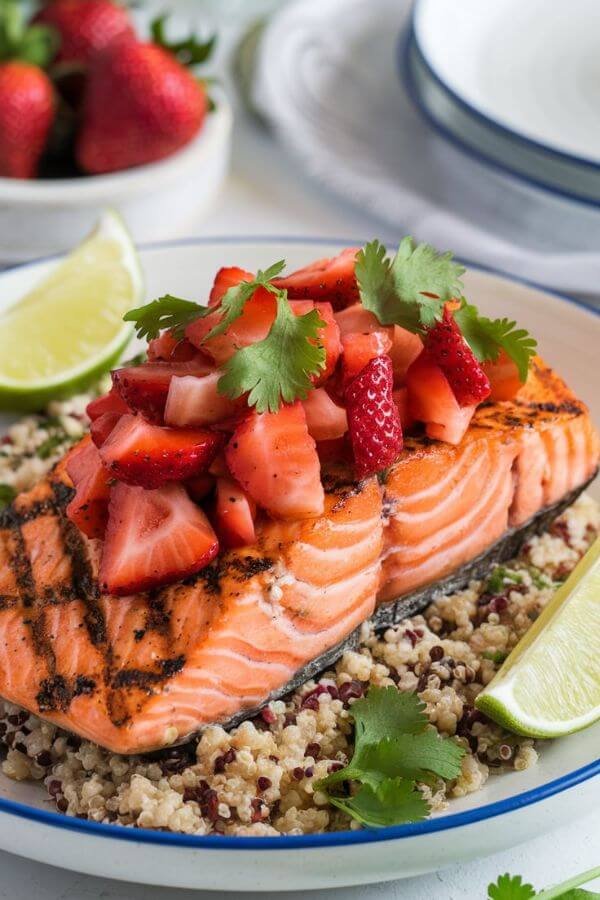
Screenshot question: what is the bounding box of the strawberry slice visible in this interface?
[90,411,121,448]
[225,402,324,519]
[186,287,276,366]
[289,300,341,385]
[209,266,254,306]
[100,414,222,488]
[302,388,348,442]
[424,306,491,406]
[342,330,393,385]
[100,482,219,595]
[164,372,242,427]
[388,326,423,384]
[483,350,522,401]
[406,352,475,445]
[214,476,257,549]
[272,248,360,310]
[112,359,213,423]
[345,354,403,478]
[147,332,199,362]
[86,388,129,422]
[66,439,111,539]
[334,304,381,337]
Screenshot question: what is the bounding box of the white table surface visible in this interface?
[1,3,598,896]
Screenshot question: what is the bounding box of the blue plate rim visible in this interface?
[400,21,600,211]
[0,233,598,852]
[410,0,600,174]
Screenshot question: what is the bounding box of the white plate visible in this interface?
[0,238,598,892]
[410,0,600,203]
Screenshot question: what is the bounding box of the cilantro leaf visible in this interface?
[124,295,205,341]
[485,566,523,595]
[217,295,326,413]
[316,686,465,828]
[488,873,536,900]
[203,260,285,342]
[0,484,15,511]
[558,891,600,899]
[393,236,465,324]
[454,302,537,382]
[328,778,428,828]
[351,685,428,746]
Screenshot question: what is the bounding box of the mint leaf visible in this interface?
[203,260,285,342]
[124,295,205,341]
[488,873,536,900]
[0,484,15,511]
[328,778,428,828]
[218,295,326,413]
[454,302,537,382]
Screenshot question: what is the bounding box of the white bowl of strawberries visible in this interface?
[0,0,232,263]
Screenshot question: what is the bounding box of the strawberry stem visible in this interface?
[150,13,216,67]
[0,0,58,68]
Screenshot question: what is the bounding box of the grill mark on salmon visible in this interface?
[0,359,597,753]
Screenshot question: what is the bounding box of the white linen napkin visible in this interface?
[251,0,600,297]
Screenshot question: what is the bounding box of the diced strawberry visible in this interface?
[406,352,474,445]
[345,355,403,479]
[164,372,242,427]
[209,266,254,306]
[112,359,213,423]
[392,387,415,432]
[214,476,257,549]
[99,482,219,595]
[185,473,215,502]
[86,388,129,422]
[334,304,381,337]
[290,300,341,385]
[272,248,360,310]
[342,330,393,385]
[225,402,324,519]
[147,332,199,362]
[388,326,423,384]
[186,287,277,366]
[90,411,121,448]
[483,350,522,401]
[100,414,222,488]
[65,439,111,539]
[302,388,348,442]
[208,453,230,478]
[424,306,491,406]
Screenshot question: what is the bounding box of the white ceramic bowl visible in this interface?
[0,238,598,892]
[0,97,233,265]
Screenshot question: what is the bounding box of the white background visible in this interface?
[1,1,598,896]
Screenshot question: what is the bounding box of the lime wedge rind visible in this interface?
[476,537,600,738]
[0,211,143,411]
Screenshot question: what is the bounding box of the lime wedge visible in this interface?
[476,537,600,738]
[0,211,143,411]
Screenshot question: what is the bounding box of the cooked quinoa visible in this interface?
[0,396,597,836]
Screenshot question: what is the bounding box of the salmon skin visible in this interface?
[0,359,597,754]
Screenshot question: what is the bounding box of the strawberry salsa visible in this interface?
[66,239,537,597]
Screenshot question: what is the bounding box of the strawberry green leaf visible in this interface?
[488,874,537,900]
[328,778,428,829]
[454,301,537,382]
[124,295,205,341]
[150,14,216,66]
[217,295,326,413]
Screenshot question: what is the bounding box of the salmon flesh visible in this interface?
[0,359,597,754]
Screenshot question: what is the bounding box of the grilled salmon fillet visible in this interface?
[0,359,597,753]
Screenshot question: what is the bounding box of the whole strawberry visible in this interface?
[76,36,208,174]
[424,305,491,406]
[345,354,403,479]
[35,0,135,65]
[0,3,56,178]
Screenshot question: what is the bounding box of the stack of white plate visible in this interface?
[405,0,600,207]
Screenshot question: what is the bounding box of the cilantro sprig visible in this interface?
[0,484,15,511]
[124,295,205,341]
[316,687,464,828]
[355,238,537,382]
[487,866,600,899]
